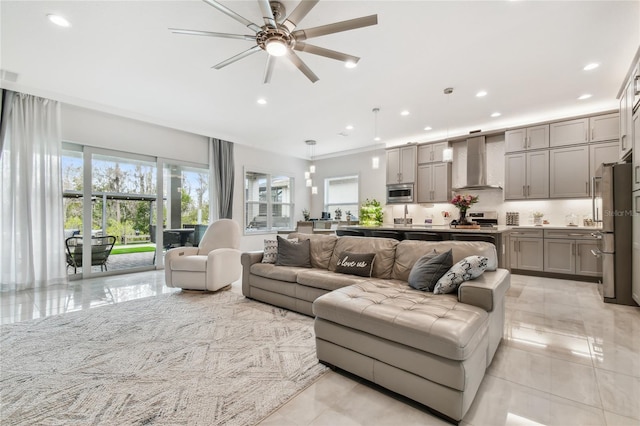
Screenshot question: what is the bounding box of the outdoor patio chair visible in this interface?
[65,235,117,273]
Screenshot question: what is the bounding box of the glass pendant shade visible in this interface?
[311,186,318,195]
[309,164,316,174]
[306,179,312,187]
[372,156,380,169]
[304,171,310,179]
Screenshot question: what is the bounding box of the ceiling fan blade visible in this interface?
[294,42,360,64]
[213,45,262,69]
[257,0,277,28]
[263,55,275,84]
[282,0,319,32]
[285,50,319,83]
[293,14,378,41]
[169,28,256,41]
[201,0,262,32]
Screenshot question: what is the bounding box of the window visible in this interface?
[324,175,359,220]
[245,170,294,233]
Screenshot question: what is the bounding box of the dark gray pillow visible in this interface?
[275,236,311,268]
[335,252,376,277]
[408,249,453,291]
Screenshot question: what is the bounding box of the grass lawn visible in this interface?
[111,243,156,255]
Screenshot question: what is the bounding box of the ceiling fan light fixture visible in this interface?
[265,39,288,56]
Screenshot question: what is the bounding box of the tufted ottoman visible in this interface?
[312,280,490,423]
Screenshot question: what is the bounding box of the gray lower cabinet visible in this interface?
[543,230,601,277]
[510,229,544,271]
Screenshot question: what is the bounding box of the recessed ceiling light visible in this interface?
[346,125,354,130]
[476,90,488,97]
[491,112,501,117]
[344,61,357,69]
[583,63,599,71]
[424,126,432,131]
[400,110,410,116]
[374,136,381,141]
[578,94,592,100]
[257,98,267,105]
[47,14,71,27]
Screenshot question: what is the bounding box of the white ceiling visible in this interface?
[1,1,639,159]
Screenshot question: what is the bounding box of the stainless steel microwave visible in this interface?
[387,183,414,204]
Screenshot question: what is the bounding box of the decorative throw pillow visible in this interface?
[408,249,452,291]
[262,237,297,263]
[275,236,311,268]
[335,252,376,277]
[433,255,489,295]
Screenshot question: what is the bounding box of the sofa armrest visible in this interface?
[241,251,264,296]
[457,268,510,312]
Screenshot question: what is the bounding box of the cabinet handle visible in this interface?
[591,128,594,140]
[622,134,627,150]
[527,185,530,197]
[635,166,640,184]
[585,181,589,194]
[523,185,526,197]
[572,243,576,256]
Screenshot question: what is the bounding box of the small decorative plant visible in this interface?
[450,194,479,224]
[360,198,383,226]
[334,208,342,220]
[302,208,310,221]
[345,210,352,221]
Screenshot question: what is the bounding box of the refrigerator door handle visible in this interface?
[592,176,601,222]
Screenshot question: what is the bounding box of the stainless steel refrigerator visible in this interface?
[592,162,636,305]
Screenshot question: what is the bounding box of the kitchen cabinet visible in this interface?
[386,145,416,184]
[418,142,448,163]
[620,69,636,160]
[509,229,544,271]
[590,142,619,179]
[550,113,620,148]
[417,163,450,203]
[504,150,549,200]
[549,145,589,198]
[543,230,601,277]
[505,125,549,153]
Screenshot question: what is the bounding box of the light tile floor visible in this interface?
[1,272,639,425]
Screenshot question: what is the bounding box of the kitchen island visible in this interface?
[342,224,512,268]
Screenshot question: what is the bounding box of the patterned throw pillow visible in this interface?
[433,255,489,295]
[335,252,376,277]
[262,237,297,263]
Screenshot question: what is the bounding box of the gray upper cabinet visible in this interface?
[504,150,549,200]
[589,113,619,142]
[550,145,590,198]
[418,142,448,163]
[550,113,620,148]
[590,141,619,185]
[505,125,549,153]
[620,67,636,160]
[633,112,640,191]
[417,163,450,203]
[386,145,416,184]
[550,118,589,147]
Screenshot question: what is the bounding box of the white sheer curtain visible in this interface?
[0,92,66,291]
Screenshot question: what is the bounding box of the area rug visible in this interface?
[0,290,328,425]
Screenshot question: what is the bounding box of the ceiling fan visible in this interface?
[170,0,378,83]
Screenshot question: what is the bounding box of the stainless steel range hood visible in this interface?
[452,135,503,191]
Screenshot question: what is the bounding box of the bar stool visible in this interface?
[336,229,365,237]
[451,234,496,245]
[369,230,404,240]
[403,232,443,241]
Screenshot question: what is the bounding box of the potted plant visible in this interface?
[334,208,342,220]
[302,208,310,221]
[533,211,544,226]
[345,210,352,221]
[360,198,383,226]
[450,194,479,225]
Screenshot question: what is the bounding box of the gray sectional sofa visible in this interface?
[241,233,510,422]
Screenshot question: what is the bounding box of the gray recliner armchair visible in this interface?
[164,219,241,291]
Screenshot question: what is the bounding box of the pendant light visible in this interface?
[372,107,381,169]
[305,140,318,194]
[442,88,454,163]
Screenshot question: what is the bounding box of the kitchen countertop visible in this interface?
[344,225,512,234]
[510,225,602,231]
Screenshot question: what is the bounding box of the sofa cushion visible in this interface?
[171,255,207,272]
[276,236,311,268]
[288,233,337,269]
[434,256,489,295]
[335,252,376,277]
[408,249,451,291]
[393,241,497,280]
[262,237,297,263]
[329,236,398,279]
[313,280,489,360]
[297,269,365,292]
[250,263,308,283]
